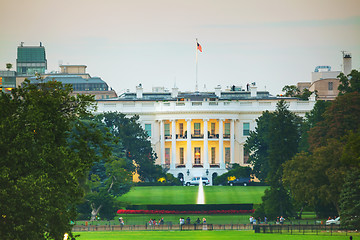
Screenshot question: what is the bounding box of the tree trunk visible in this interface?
[298,205,304,219]
[90,204,102,221]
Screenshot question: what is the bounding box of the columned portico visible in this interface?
[171,119,176,169]
[203,118,209,169]
[186,118,192,168]
[230,119,235,164]
[160,120,165,165]
[219,118,225,169]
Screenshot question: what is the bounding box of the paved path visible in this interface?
[196,177,205,204]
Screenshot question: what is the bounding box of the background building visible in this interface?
[95,84,316,184]
[1,42,117,99]
[16,42,47,76]
[297,52,352,101]
[0,70,16,93]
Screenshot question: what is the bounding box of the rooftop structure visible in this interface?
[16,42,47,76]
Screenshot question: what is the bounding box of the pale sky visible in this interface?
[1,0,360,95]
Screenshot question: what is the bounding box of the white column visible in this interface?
[230,119,235,164]
[203,119,210,169]
[219,119,225,169]
[171,120,176,169]
[160,120,165,166]
[186,119,192,168]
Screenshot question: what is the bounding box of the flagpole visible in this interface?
[195,38,198,92]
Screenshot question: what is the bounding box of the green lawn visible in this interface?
[204,186,267,204]
[117,186,267,205]
[74,231,358,240]
[117,186,198,205]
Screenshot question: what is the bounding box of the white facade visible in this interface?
[95,85,316,184]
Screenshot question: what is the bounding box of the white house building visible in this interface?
[95,84,316,184]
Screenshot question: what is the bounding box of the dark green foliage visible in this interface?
[338,69,360,95]
[298,100,332,152]
[213,164,251,185]
[95,112,158,181]
[248,100,301,219]
[244,111,273,182]
[285,88,360,218]
[339,169,360,230]
[0,78,96,240]
[254,186,294,220]
[313,201,338,219]
[281,85,313,100]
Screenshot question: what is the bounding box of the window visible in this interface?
[328,82,333,90]
[244,148,249,164]
[194,123,201,135]
[179,148,184,164]
[243,122,250,136]
[211,147,216,164]
[164,123,170,136]
[211,123,216,135]
[165,148,170,165]
[145,124,151,137]
[225,147,230,164]
[194,147,201,164]
[225,123,230,135]
[179,123,183,136]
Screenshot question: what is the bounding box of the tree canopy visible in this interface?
[246,100,302,219]
[95,112,158,181]
[0,79,97,239]
[283,81,360,226]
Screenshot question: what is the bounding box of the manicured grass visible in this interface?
[204,186,267,204]
[117,186,198,205]
[74,231,358,240]
[117,186,267,205]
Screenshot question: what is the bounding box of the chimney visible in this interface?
[171,87,179,98]
[250,83,257,97]
[136,83,143,98]
[215,85,221,98]
[343,52,352,76]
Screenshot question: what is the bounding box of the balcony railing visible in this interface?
[210,164,220,168]
[191,134,204,139]
[223,134,230,139]
[176,164,186,168]
[176,134,187,139]
[192,164,203,168]
[208,134,219,139]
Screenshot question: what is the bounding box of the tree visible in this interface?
[308,92,360,150]
[72,119,132,221]
[339,168,360,230]
[298,100,332,152]
[338,69,360,95]
[284,90,360,218]
[281,85,313,100]
[0,78,97,239]
[282,85,300,97]
[248,100,301,219]
[95,112,158,181]
[244,111,273,182]
[6,63,12,71]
